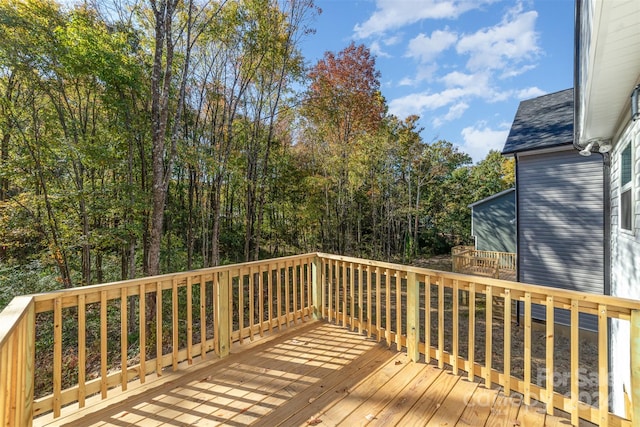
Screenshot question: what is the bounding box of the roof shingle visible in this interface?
[501,88,573,155]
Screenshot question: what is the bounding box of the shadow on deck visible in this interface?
[41,322,570,427]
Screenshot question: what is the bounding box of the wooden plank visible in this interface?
[516,403,546,427]
[293,260,299,324]
[524,291,531,404]
[571,298,579,426]
[546,295,554,415]
[485,285,492,388]
[397,369,461,425]
[120,287,128,391]
[424,377,479,426]
[599,304,608,427]
[330,358,427,426]
[467,282,475,382]
[311,258,321,321]
[138,283,146,383]
[186,276,193,363]
[378,369,446,425]
[453,279,459,375]
[251,342,394,427]
[321,260,326,319]
[314,352,411,426]
[100,290,108,398]
[503,288,511,395]
[78,294,87,406]
[484,393,521,426]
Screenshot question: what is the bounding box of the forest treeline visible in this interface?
[0,0,513,307]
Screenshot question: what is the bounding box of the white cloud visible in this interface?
[456,9,540,72]
[460,123,509,162]
[384,35,402,46]
[405,30,458,62]
[353,0,496,39]
[369,41,391,58]
[433,102,469,127]
[516,86,546,99]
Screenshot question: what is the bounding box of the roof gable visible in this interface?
[502,88,574,155]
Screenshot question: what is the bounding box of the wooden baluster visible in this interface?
[345,262,360,331]
[385,268,392,348]
[187,276,193,364]
[425,275,431,363]
[267,265,274,330]
[570,299,579,425]
[120,287,128,390]
[396,270,402,349]
[467,282,475,381]
[53,297,62,417]
[259,267,265,334]
[524,292,532,405]
[503,289,511,395]
[438,279,444,369]
[249,267,254,340]
[358,264,363,334]
[485,285,492,388]
[546,296,554,415]
[156,282,163,377]
[172,278,179,371]
[376,266,381,342]
[139,283,146,383]
[367,265,372,338]
[598,304,608,427]
[452,280,459,375]
[78,294,87,406]
[100,290,108,398]
[200,275,207,358]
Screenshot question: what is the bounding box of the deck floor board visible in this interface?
[37,321,571,427]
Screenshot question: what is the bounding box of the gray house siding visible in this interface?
[517,149,604,330]
[470,189,516,253]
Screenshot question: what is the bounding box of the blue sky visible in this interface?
[300,0,575,163]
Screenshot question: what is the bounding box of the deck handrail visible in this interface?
[0,252,638,426]
[452,247,517,278]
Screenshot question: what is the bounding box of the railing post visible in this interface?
[406,272,419,362]
[25,299,35,426]
[631,310,640,424]
[216,270,231,358]
[312,256,323,320]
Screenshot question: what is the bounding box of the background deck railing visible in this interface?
[0,252,638,426]
[452,246,517,279]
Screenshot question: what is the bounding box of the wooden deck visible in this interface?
[40,321,571,427]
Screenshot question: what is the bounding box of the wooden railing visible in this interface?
[0,296,35,426]
[452,246,517,279]
[315,253,636,427]
[0,252,638,426]
[1,254,315,422]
